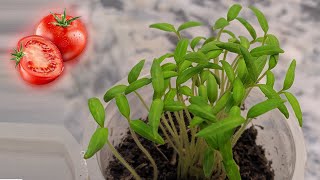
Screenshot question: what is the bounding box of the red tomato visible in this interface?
[35,10,87,61]
[11,35,64,85]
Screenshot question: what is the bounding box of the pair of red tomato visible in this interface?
[11,9,87,85]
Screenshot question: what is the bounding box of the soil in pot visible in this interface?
[105,112,274,180]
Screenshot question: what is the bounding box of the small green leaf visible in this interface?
[206,50,223,59]
[240,46,258,81]
[230,106,241,117]
[227,4,242,21]
[185,51,208,64]
[179,86,193,96]
[200,70,210,84]
[125,78,152,95]
[269,55,279,70]
[130,120,165,144]
[191,36,206,50]
[250,45,284,57]
[214,17,229,29]
[115,94,130,119]
[177,66,204,85]
[266,34,280,46]
[189,96,209,106]
[203,63,223,70]
[178,21,203,32]
[216,42,241,54]
[174,38,189,64]
[247,98,286,119]
[239,36,250,49]
[88,98,105,127]
[151,60,165,99]
[149,23,176,32]
[104,85,127,102]
[258,84,289,118]
[164,101,185,112]
[232,78,245,105]
[197,116,245,137]
[255,55,268,77]
[128,59,145,84]
[162,63,177,71]
[203,37,216,45]
[188,104,216,122]
[207,73,218,104]
[249,6,269,34]
[212,91,231,114]
[200,41,220,54]
[198,85,208,100]
[283,60,296,91]
[164,88,177,103]
[189,116,205,127]
[178,60,193,73]
[222,30,236,38]
[266,71,275,87]
[163,71,178,79]
[284,92,303,126]
[221,60,235,83]
[236,17,257,40]
[221,142,241,180]
[157,53,174,63]
[84,128,108,159]
[148,99,164,136]
[203,148,215,177]
[237,58,249,83]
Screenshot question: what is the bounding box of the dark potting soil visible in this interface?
[105,115,274,180]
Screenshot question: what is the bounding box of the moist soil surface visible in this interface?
[105,115,274,180]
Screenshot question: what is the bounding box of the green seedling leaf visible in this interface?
[203,148,215,177]
[207,73,218,104]
[259,84,289,118]
[151,60,165,99]
[221,142,241,180]
[232,78,245,105]
[239,36,250,49]
[284,92,303,126]
[240,46,258,81]
[228,37,239,44]
[178,21,203,32]
[221,60,235,83]
[222,30,236,38]
[177,66,203,85]
[148,99,164,136]
[210,72,221,85]
[191,36,206,50]
[198,84,208,100]
[236,17,257,40]
[203,37,216,45]
[189,96,209,106]
[212,91,231,114]
[125,78,152,95]
[84,128,108,159]
[189,116,205,127]
[164,101,185,112]
[283,60,296,91]
[249,6,269,34]
[216,42,241,54]
[149,23,176,32]
[193,75,201,87]
[200,70,210,84]
[188,104,216,122]
[250,45,284,57]
[179,86,193,96]
[163,71,178,79]
[88,97,105,127]
[161,63,177,71]
[255,55,268,77]
[157,53,174,63]
[269,55,279,70]
[206,50,223,59]
[214,17,229,29]
[115,94,130,119]
[247,98,286,119]
[266,34,280,46]
[227,4,242,21]
[130,120,165,144]
[104,85,127,102]
[197,116,245,137]
[230,106,241,117]
[200,41,220,54]
[174,38,189,64]
[266,70,275,87]
[237,58,249,83]
[164,88,176,103]
[178,60,193,73]
[128,59,145,84]
[185,51,208,64]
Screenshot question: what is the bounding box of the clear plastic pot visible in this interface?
[83,74,306,180]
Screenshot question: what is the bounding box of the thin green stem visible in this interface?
[231,118,252,146]
[134,91,149,111]
[106,140,141,180]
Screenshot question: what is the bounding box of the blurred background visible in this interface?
[0,0,319,179]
